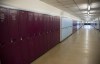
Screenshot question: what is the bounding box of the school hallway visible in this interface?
[31,25,100,64]
[0,0,100,64]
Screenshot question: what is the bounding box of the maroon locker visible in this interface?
[52,16,55,47]
[34,13,40,35]
[18,10,28,39]
[52,17,55,46]
[54,17,57,31]
[42,15,47,50]
[33,34,43,59]
[27,12,35,37]
[33,34,41,59]
[8,9,20,43]
[42,14,46,35]
[40,14,47,52]
[50,16,54,47]
[38,34,46,55]
[45,15,50,49]
[55,17,57,30]
[53,17,55,30]
[51,16,53,32]
[42,14,47,50]
[26,37,33,63]
[53,17,55,32]
[49,16,51,32]
[43,33,48,52]
[43,14,47,33]
[43,14,47,32]
[0,41,23,64]
[0,7,10,45]
[18,10,30,64]
[45,32,49,49]
[48,32,53,49]
[47,15,50,32]
[54,31,57,45]
[26,34,38,62]
[27,12,36,62]
[46,14,49,32]
[17,38,30,64]
[51,31,53,46]
[49,16,52,31]
[37,14,41,33]
[38,14,43,34]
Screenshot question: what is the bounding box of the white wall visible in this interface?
[60,17,73,41]
[61,17,73,28]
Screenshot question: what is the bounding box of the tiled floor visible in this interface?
[31,25,100,64]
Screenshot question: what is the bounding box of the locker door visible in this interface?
[49,16,52,49]
[27,36,36,62]
[48,32,52,49]
[8,9,20,43]
[34,13,40,35]
[42,14,44,33]
[0,41,23,64]
[43,33,48,52]
[48,15,51,32]
[38,14,43,34]
[19,10,28,39]
[0,7,10,45]
[49,15,52,31]
[17,38,30,64]
[52,17,55,45]
[18,10,30,64]
[33,34,42,59]
[27,12,35,37]
[51,16,54,44]
[43,14,47,33]
[42,14,47,51]
[47,15,50,32]
[27,12,35,62]
[38,33,45,55]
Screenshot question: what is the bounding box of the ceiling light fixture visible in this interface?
[88,5,90,11]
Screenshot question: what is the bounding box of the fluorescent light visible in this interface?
[91,2,99,8]
[88,5,90,10]
[79,4,88,9]
[82,11,88,13]
[90,10,96,13]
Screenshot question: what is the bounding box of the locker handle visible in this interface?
[10,38,17,43]
[47,32,48,34]
[39,33,41,36]
[11,39,13,43]
[20,37,23,40]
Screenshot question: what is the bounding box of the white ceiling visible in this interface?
[41,0,100,21]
